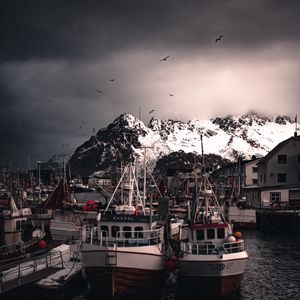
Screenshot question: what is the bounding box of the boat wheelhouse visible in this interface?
[0,191,45,264]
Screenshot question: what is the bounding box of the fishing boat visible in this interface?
[177,137,248,297]
[80,158,179,297]
[0,190,45,265]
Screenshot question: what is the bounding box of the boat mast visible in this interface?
[128,161,133,207]
[37,160,42,204]
[200,135,208,222]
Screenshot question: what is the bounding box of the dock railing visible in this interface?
[0,250,64,294]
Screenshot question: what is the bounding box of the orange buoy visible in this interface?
[234,231,242,240]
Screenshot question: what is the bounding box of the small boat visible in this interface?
[0,191,45,265]
[227,198,256,229]
[80,159,181,297]
[176,137,248,297]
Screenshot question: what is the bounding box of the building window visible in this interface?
[123,226,131,238]
[196,230,204,240]
[207,229,215,239]
[252,167,258,173]
[278,154,287,164]
[252,179,258,185]
[270,192,281,202]
[278,173,287,183]
[297,154,300,163]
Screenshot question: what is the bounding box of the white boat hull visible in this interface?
[179,252,248,297]
[80,243,165,297]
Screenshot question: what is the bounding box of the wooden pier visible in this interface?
[0,250,64,295]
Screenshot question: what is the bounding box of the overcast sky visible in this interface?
[1,0,299,169]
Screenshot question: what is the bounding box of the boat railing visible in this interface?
[223,240,245,253]
[0,241,25,256]
[114,227,164,247]
[81,225,164,247]
[183,239,245,255]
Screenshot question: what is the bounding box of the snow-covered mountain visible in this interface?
[69,112,297,177]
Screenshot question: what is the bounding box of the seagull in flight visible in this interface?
[96,89,103,94]
[160,55,170,62]
[169,94,174,96]
[149,109,155,114]
[109,79,115,82]
[215,35,224,43]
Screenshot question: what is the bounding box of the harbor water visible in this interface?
[3,230,300,300]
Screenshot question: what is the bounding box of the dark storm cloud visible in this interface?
[1,0,300,62]
[0,0,300,168]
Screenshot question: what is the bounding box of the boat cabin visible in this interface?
[81,210,164,248]
[179,222,243,255]
[0,191,32,245]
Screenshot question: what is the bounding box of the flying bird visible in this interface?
[95,89,103,94]
[149,109,155,114]
[78,125,82,130]
[169,94,174,96]
[160,55,170,62]
[109,79,115,82]
[215,35,224,43]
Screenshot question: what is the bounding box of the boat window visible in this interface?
[196,229,204,240]
[111,226,120,238]
[217,228,225,239]
[207,228,215,239]
[21,220,26,229]
[123,226,132,238]
[134,226,143,238]
[16,220,21,230]
[100,225,109,237]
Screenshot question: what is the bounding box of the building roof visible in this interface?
[258,135,300,165]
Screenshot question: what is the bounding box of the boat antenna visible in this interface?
[295,114,299,136]
[200,134,205,176]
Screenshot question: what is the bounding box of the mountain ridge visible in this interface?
[68,112,297,178]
